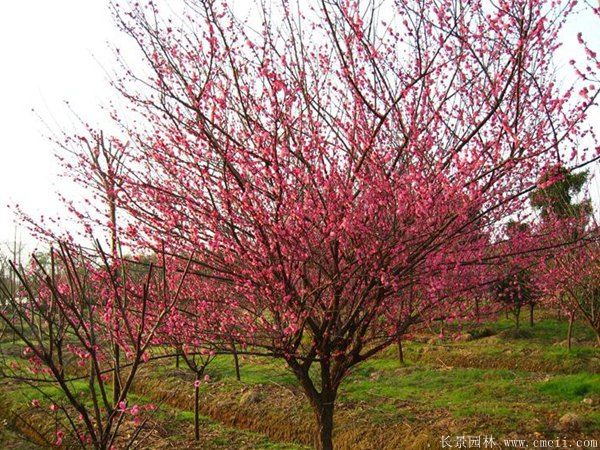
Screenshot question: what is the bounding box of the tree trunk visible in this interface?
[194,371,200,441]
[232,345,241,381]
[113,345,121,405]
[397,335,404,365]
[287,360,337,450]
[315,399,335,450]
[515,307,520,330]
[110,199,121,407]
[567,312,574,352]
[529,303,534,327]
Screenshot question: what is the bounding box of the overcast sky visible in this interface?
[0,1,122,249]
[1,1,599,250]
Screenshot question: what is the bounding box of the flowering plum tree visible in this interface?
[494,221,539,329]
[55,0,600,448]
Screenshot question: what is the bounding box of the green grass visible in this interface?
[472,316,596,343]
[206,356,296,386]
[1,316,599,448]
[191,316,600,435]
[537,373,600,400]
[169,321,598,435]
[339,363,597,425]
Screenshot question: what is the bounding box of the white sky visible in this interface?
[1,1,599,250]
[0,1,125,249]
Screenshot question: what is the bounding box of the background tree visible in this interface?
[530,165,593,347]
[530,167,591,223]
[495,222,539,329]
[537,224,600,348]
[20,128,132,404]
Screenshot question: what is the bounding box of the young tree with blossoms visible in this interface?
[154,273,225,442]
[494,221,540,329]
[0,243,193,449]
[540,233,600,347]
[51,0,600,448]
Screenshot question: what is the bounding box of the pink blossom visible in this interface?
[55,430,64,446]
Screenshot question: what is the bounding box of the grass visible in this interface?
[537,373,600,400]
[141,316,597,446]
[1,315,599,449]
[0,367,309,450]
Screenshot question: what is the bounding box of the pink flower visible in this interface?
[203,374,210,382]
[118,401,127,411]
[50,404,59,412]
[130,405,140,416]
[194,379,201,388]
[31,399,40,408]
[55,430,64,446]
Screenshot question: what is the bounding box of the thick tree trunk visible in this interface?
[397,335,404,365]
[567,312,574,352]
[315,398,335,450]
[529,303,534,327]
[287,359,337,450]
